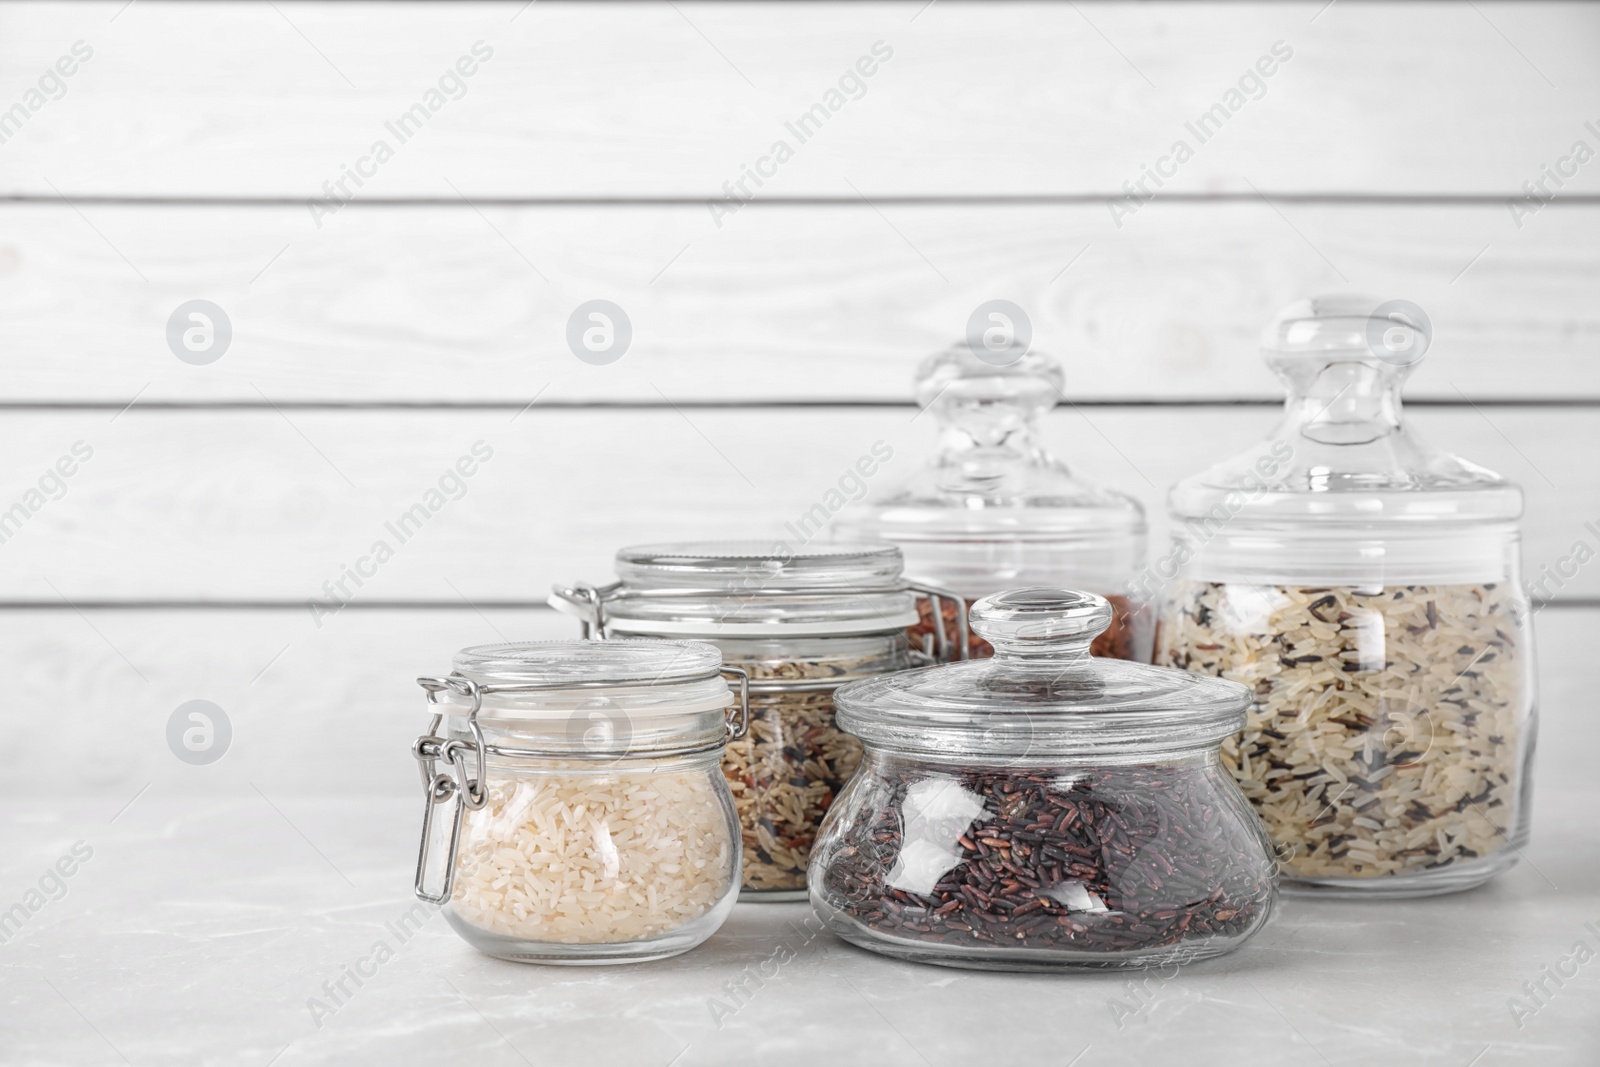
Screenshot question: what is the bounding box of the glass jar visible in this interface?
[810,588,1277,971]
[833,343,1151,662]
[1155,295,1537,898]
[411,640,747,964]
[551,542,960,900]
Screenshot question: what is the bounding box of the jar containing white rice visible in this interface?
[552,542,961,900]
[412,640,747,963]
[1155,295,1537,898]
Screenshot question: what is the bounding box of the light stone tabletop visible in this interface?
[2,781,1597,1067]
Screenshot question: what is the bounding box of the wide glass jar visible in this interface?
[1155,295,1537,898]
[551,542,958,900]
[810,588,1277,971]
[411,640,746,964]
[833,343,1151,662]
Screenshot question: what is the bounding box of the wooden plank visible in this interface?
[2,2,1597,197]
[9,602,1595,796]
[4,200,1599,403]
[4,405,1596,601]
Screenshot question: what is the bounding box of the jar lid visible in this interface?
[432,639,733,718]
[454,639,722,686]
[615,540,904,590]
[836,345,1145,542]
[1168,295,1522,583]
[1172,294,1521,525]
[558,540,920,637]
[831,345,1145,597]
[833,588,1249,756]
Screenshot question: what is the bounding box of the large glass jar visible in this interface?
[1155,295,1537,898]
[411,640,745,964]
[551,542,957,900]
[833,343,1151,662]
[810,588,1277,971]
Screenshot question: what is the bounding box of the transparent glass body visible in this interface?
[833,345,1151,661]
[811,748,1276,970]
[705,633,915,901]
[553,542,922,901]
[443,747,740,965]
[1154,295,1538,897]
[810,589,1277,970]
[424,641,741,964]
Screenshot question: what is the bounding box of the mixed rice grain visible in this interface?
[1156,581,1528,881]
[721,658,867,893]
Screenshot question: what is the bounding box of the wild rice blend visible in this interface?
[1157,581,1527,880]
[722,659,865,893]
[450,767,733,943]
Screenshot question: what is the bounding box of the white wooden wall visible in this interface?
[2,1,1596,796]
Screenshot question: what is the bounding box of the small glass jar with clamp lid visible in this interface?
[412,640,748,964]
[551,541,966,900]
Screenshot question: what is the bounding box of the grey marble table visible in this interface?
[2,783,1597,1067]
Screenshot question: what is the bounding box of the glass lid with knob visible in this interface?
[831,343,1146,594]
[832,588,1250,757]
[1168,294,1524,585]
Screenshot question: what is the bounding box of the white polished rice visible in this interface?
[1157,582,1527,880]
[449,766,733,943]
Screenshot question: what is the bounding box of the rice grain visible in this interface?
[450,765,733,944]
[1157,581,1527,881]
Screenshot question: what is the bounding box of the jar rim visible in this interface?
[599,592,920,636]
[453,639,722,686]
[616,539,905,590]
[432,640,735,722]
[558,540,921,634]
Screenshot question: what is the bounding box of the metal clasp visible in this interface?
[548,582,612,639]
[412,675,490,905]
[908,582,971,662]
[721,665,750,741]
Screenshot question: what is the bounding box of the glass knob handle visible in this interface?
[968,587,1111,660]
